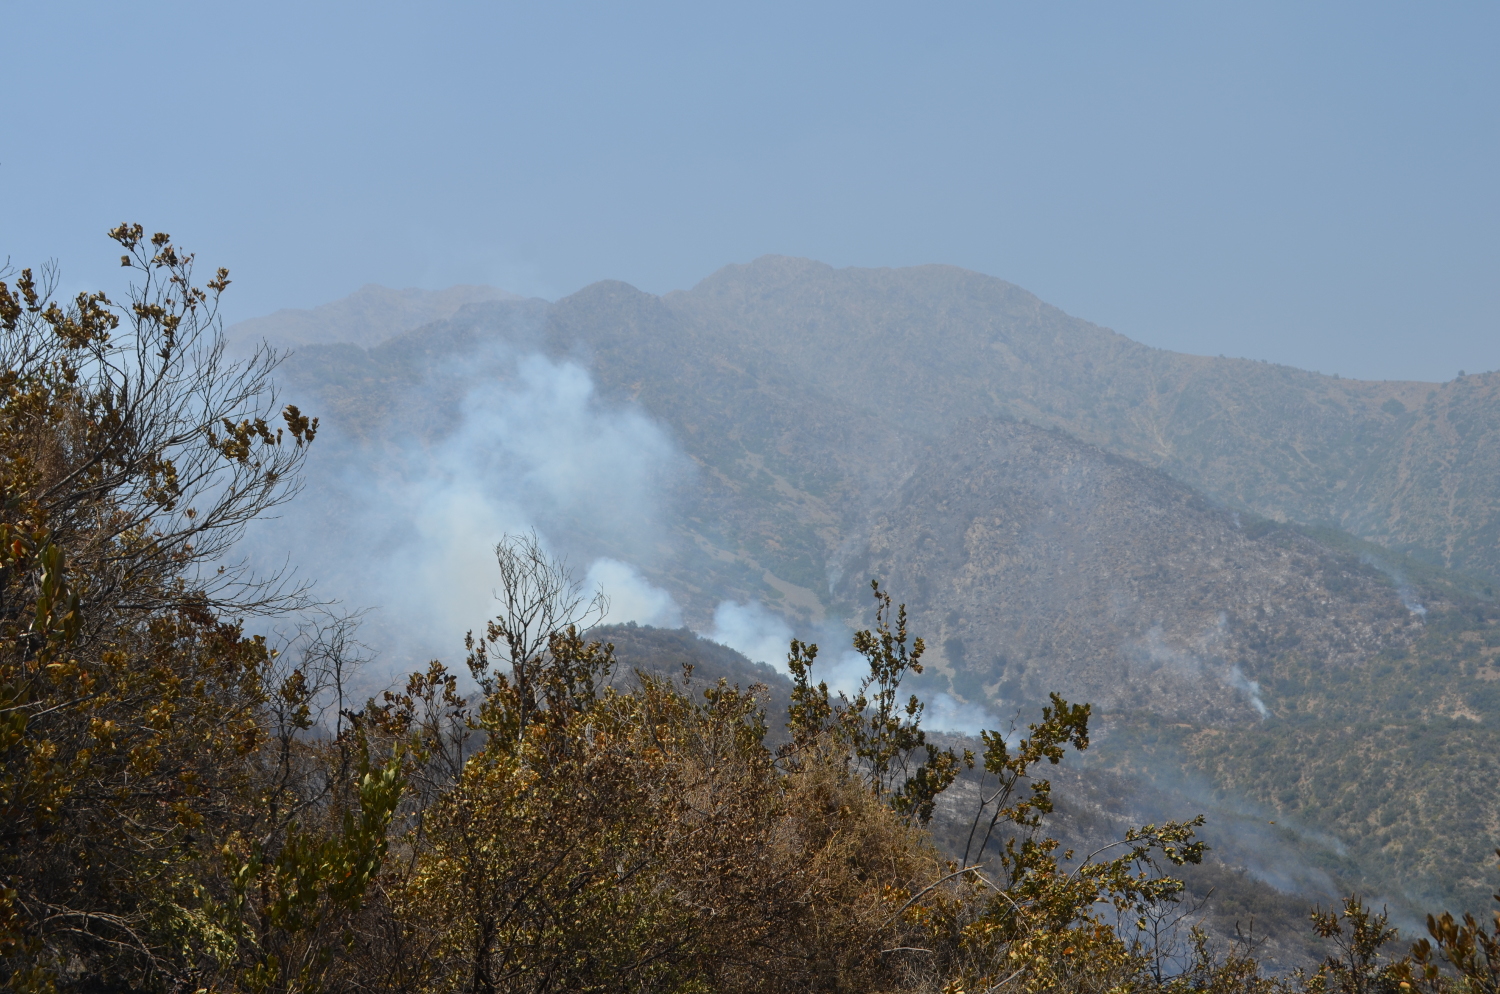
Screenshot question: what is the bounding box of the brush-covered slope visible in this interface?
[844,416,1500,912]
[652,257,1500,583]
[265,262,1500,917]
[845,418,1433,723]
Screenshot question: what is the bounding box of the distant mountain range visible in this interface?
[228,283,519,351]
[233,258,1500,922]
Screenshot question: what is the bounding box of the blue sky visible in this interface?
[3,1,1496,382]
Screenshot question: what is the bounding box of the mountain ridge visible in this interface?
[228,282,522,352]
[260,258,1500,918]
[654,257,1490,579]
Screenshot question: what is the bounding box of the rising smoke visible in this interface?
[1126,616,1269,719]
[1360,553,1428,617]
[239,342,688,686]
[238,323,1018,735]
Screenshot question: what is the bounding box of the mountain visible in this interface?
[657,258,1500,587]
[259,258,1500,920]
[227,283,520,352]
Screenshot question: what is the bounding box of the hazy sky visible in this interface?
[4,2,1496,382]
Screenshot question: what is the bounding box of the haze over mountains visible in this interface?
[258,258,1500,583]
[232,257,1500,929]
[229,283,519,351]
[662,258,1500,586]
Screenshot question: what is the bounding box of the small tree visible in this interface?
[785,581,966,824]
[1309,897,1403,994]
[0,224,317,628]
[463,531,607,736]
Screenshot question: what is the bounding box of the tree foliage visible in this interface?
[0,228,386,994]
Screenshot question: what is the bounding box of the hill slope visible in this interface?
[847,417,1500,912]
[847,418,1432,724]
[655,257,1500,584]
[261,261,1500,919]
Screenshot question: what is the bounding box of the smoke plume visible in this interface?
[241,329,1009,735]
[1360,554,1427,617]
[240,344,687,681]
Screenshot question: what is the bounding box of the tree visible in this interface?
[463,531,607,736]
[784,581,966,824]
[0,224,317,626]
[0,226,400,994]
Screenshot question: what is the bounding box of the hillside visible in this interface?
[847,418,1432,724]
[259,262,1500,921]
[657,258,1500,585]
[847,417,1500,912]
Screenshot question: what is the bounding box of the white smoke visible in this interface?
[248,324,1006,736]
[587,558,682,628]
[702,598,1002,734]
[1224,665,1270,718]
[924,692,1003,736]
[241,345,688,677]
[1131,625,1208,680]
[1360,554,1427,617]
[702,600,795,669]
[1128,618,1269,719]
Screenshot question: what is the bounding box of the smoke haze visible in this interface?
[244,337,995,731]
[241,344,688,680]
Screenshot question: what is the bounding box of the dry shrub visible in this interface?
[389,651,946,994]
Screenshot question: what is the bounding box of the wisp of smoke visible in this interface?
[702,599,1002,734]
[1360,553,1427,617]
[1128,621,1269,718]
[1224,665,1269,719]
